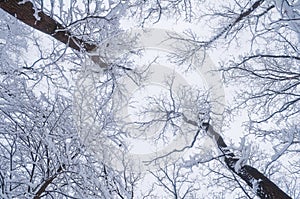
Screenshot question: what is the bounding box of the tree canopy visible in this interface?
[0,0,299,198]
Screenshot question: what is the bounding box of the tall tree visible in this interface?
[127,0,299,198]
[0,0,132,198]
[0,0,298,198]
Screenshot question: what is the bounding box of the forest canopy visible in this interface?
[0,0,299,198]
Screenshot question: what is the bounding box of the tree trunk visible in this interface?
[207,124,292,199]
[0,0,97,52]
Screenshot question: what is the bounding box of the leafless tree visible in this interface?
[0,0,135,198]
[1,0,299,198]
[127,0,299,198]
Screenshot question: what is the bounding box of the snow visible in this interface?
[271,130,294,161]
[251,178,262,194]
[18,0,41,21]
[273,0,300,41]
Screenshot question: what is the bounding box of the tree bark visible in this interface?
[33,163,67,198]
[0,0,97,52]
[206,124,292,199]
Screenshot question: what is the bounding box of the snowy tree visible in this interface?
[0,0,133,198]
[0,0,299,198]
[125,0,299,198]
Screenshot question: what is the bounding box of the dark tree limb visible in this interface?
[0,0,97,52]
[32,163,64,199]
[33,175,57,199]
[207,124,292,199]
[206,0,272,45]
[233,0,265,25]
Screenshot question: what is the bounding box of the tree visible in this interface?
[0,0,132,198]
[0,0,299,198]
[126,0,299,198]
[0,72,130,198]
